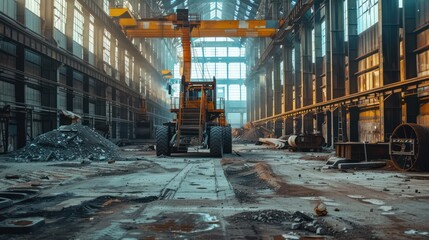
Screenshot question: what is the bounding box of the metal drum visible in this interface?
[287,134,325,152]
[389,123,429,171]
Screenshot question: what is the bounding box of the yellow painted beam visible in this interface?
[124,28,276,38]
[119,18,137,27]
[199,20,277,29]
[109,8,130,18]
[110,8,137,27]
[123,19,278,38]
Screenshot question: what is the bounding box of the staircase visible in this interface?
[180,107,201,136]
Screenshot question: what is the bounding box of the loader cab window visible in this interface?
[188,87,201,100]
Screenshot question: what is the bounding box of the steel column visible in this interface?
[15,44,26,148]
[379,0,401,141]
[403,0,418,123]
[301,20,313,133]
[314,0,324,135]
[266,62,274,130]
[294,26,302,134]
[273,54,282,137]
[283,36,294,135]
[346,0,359,141]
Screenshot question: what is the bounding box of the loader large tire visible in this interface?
[210,126,223,157]
[156,126,170,156]
[223,125,232,154]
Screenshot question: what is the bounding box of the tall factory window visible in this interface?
[206,63,216,79]
[357,0,378,34]
[26,0,40,15]
[216,63,227,78]
[216,47,227,57]
[417,29,429,76]
[241,85,246,101]
[312,29,315,63]
[54,0,66,33]
[73,2,84,46]
[229,63,241,79]
[0,81,15,103]
[205,47,216,57]
[191,62,203,79]
[131,57,135,88]
[103,29,111,74]
[417,51,429,77]
[103,0,109,14]
[193,47,203,56]
[229,84,241,101]
[0,0,17,19]
[344,0,348,41]
[357,53,380,91]
[321,20,326,57]
[24,50,41,75]
[228,47,240,57]
[217,84,226,99]
[25,0,40,33]
[417,1,429,28]
[240,63,246,78]
[292,48,296,71]
[125,51,130,86]
[115,40,119,80]
[25,86,41,107]
[89,15,95,54]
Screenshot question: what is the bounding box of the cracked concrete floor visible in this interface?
[0,144,428,239]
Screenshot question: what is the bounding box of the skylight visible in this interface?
[210,2,223,19]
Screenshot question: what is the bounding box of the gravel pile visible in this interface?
[228,210,332,235]
[14,124,118,161]
[228,210,297,224]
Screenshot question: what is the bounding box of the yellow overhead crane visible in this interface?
[110,7,279,157]
[110,7,279,82]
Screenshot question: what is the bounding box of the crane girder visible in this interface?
[109,7,279,82]
[124,28,277,38]
[110,8,279,38]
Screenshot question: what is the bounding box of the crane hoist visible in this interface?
[110,7,279,157]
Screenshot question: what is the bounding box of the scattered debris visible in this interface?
[338,161,386,170]
[258,138,288,149]
[121,145,154,152]
[287,134,325,152]
[300,154,331,161]
[232,150,241,156]
[232,123,271,143]
[293,211,313,222]
[404,229,429,236]
[281,233,300,239]
[361,199,385,205]
[314,202,328,216]
[13,124,118,162]
[0,217,45,234]
[81,159,92,165]
[5,175,19,180]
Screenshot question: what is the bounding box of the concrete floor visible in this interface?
[0,144,428,239]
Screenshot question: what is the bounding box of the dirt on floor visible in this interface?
[0,144,428,239]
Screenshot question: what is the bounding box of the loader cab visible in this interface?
[182,76,217,108]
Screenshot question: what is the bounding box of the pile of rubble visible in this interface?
[232,123,271,143]
[228,210,332,235]
[14,124,118,162]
